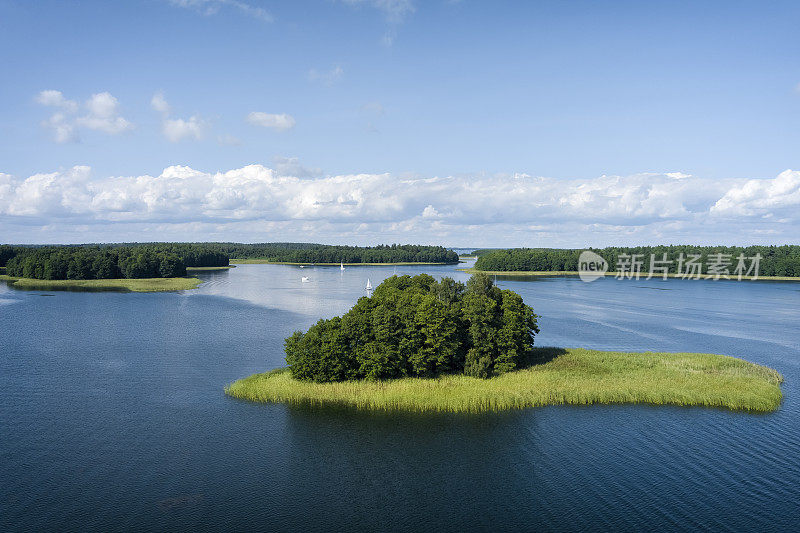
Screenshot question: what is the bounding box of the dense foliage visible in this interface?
[0,242,457,270]
[217,243,459,263]
[3,247,190,280]
[474,245,800,277]
[285,274,539,382]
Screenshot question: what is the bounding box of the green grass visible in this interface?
[225,348,783,413]
[0,274,202,292]
[230,259,453,265]
[460,268,800,281]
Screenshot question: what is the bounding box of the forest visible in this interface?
[0,242,457,270]
[0,243,458,280]
[1,244,227,280]
[473,245,800,277]
[216,243,459,263]
[284,273,539,382]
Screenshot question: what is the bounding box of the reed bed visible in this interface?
[225,348,783,413]
[0,275,202,292]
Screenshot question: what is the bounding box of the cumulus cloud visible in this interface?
[272,156,322,178]
[152,92,208,142]
[711,170,800,219]
[169,0,273,22]
[163,117,206,142]
[36,90,133,143]
[35,90,78,113]
[2,165,798,245]
[151,92,171,115]
[247,112,295,131]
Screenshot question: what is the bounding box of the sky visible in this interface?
[0,0,798,246]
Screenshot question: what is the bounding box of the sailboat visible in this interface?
[301,276,310,283]
[340,261,345,271]
[365,278,373,297]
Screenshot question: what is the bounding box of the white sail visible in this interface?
[365,278,372,290]
[340,261,345,271]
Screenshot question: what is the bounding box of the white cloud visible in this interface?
[247,112,295,131]
[169,0,273,22]
[35,90,78,113]
[152,92,208,142]
[2,165,798,246]
[151,92,171,115]
[76,93,133,135]
[36,90,133,143]
[272,156,321,178]
[163,116,207,142]
[711,170,800,219]
[308,65,344,86]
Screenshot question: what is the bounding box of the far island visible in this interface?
[0,242,459,292]
[226,274,783,413]
[466,245,800,281]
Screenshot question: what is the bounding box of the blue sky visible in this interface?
[0,0,799,245]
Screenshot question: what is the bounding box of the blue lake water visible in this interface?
[1,263,799,532]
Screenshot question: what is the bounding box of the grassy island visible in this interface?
[0,274,202,292]
[226,348,783,413]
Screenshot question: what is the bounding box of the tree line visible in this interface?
[217,243,459,263]
[1,244,230,280]
[285,274,539,382]
[0,242,458,269]
[473,245,800,277]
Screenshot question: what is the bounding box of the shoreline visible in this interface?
[231,259,457,266]
[226,348,783,413]
[459,268,800,282]
[186,265,235,271]
[0,274,202,292]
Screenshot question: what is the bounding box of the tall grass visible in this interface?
[225,348,783,413]
[0,275,202,292]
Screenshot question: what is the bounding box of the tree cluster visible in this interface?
[474,245,800,277]
[219,243,459,264]
[285,274,539,382]
[3,247,191,280]
[1,243,457,268]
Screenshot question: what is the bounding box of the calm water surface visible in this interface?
[1,263,799,532]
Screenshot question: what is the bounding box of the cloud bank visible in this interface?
[1,165,798,246]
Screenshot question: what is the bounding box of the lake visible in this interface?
[1,263,799,532]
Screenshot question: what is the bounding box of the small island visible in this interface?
[226,274,783,413]
[0,244,225,292]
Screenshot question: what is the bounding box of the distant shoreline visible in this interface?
[230,259,456,266]
[225,348,783,413]
[459,268,800,282]
[186,265,235,271]
[0,275,202,292]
